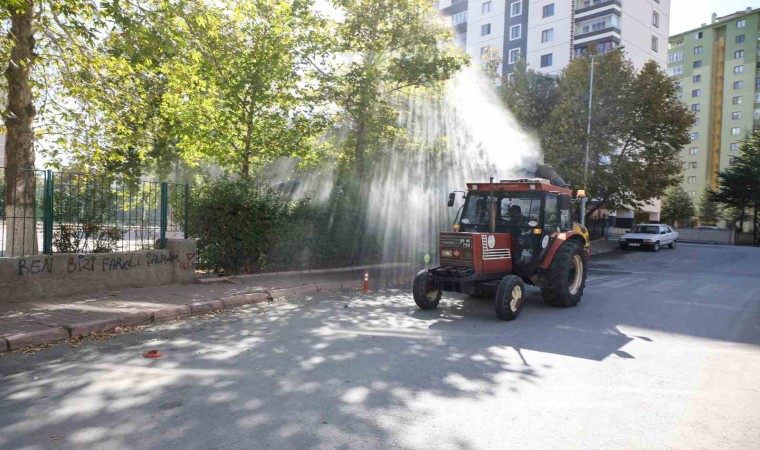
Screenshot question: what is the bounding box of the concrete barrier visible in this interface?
[0,239,198,304]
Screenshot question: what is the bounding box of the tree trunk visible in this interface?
[3,0,37,257]
[355,118,367,179]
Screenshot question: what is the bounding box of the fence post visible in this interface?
[183,184,190,239]
[160,182,168,249]
[42,170,54,254]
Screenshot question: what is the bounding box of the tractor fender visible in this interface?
[539,231,588,270]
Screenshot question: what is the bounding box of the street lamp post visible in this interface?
[580,45,624,227]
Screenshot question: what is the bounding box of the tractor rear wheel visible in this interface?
[494,275,525,321]
[413,270,441,310]
[541,241,587,308]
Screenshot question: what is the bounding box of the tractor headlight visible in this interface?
[441,249,453,258]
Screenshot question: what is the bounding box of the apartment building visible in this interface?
[438,0,670,76]
[668,7,760,203]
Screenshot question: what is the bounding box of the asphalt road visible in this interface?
[1,243,759,449]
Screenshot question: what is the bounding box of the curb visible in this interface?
[0,284,360,353]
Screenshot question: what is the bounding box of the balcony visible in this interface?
[575,14,620,39]
[575,0,622,14]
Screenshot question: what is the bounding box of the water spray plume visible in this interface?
[366,67,543,265]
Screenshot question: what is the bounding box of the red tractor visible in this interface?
[413,164,590,321]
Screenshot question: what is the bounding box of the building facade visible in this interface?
[439,0,670,76]
[667,7,760,203]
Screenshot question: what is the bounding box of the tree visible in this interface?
[710,130,760,245]
[697,188,721,226]
[499,60,559,138]
[2,0,38,255]
[503,48,693,221]
[661,185,695,227]
[326,0,467,176]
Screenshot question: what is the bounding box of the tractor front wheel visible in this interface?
[495,275,525,321]
[541,241,587,308]
[413,270,441,310]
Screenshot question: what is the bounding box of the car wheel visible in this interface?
[413,270,441,310]
[668,240,676,249]
[653,242,660,252]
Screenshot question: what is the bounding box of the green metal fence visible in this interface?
[1,167,189,257]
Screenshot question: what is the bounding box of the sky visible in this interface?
[670,0,759,35]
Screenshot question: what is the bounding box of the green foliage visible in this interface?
[660,185,695,227]
[501,49,693,218]
[189,176,381,274]
[327,0,468,173]
[710,130,760,243]
[697,188,721,226]
[499,60,559,136]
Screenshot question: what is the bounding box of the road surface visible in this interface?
[1,243,758,449]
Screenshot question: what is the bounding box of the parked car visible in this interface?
[695,225,725,230]
[619,224,678,252]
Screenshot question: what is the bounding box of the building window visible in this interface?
[694,118,700,126]
[511,1,522,17]
[510,24,521,40]
[729,157,739,167]
[543,4,554,18]
[695,31,703,40]
[481,23,491,36]
[692,89,701,97]
[688,161,698,169]
[540,53,553,67]
[732,111,742,120]
[667,66,683,77]
[730,143,739,151]
[756,93,760,103]
[757,76,760,87]
[736,35,745,43]
[687,176,697,183]
[689,147,699,155]
[482,1,492,14]
[507,72,516,84]
[541,28,554,43]
[733,96,742,104]
[690,191,696,198]
[451,11,468,25]
[693,60,702,68]
[735,50,745,59]
[508,48,521,64]
[694,46,702,54]
[652,36,658,52]
[480,46,490,58]
[668,52,683,63]
[693,74,701,82]
[734,65,744,74]
[653,12,659,28]
[731,127,741,135]
[691,103,700,112]
[734,81,743,89]
[690,132,699,141]
[755,109,760,119]
[737,19,746,28]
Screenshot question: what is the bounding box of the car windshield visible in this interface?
[460,192,541,229]
[631,225,660,234]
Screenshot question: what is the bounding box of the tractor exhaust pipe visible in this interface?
[535,163,570,189]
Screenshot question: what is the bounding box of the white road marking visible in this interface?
[662,300,746,311]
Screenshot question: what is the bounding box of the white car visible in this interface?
[619,224,678,252]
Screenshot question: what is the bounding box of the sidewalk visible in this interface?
[0,240,619,353]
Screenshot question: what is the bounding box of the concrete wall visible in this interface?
[0,239,197,304]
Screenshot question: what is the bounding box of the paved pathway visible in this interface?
[0,239,620,352]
